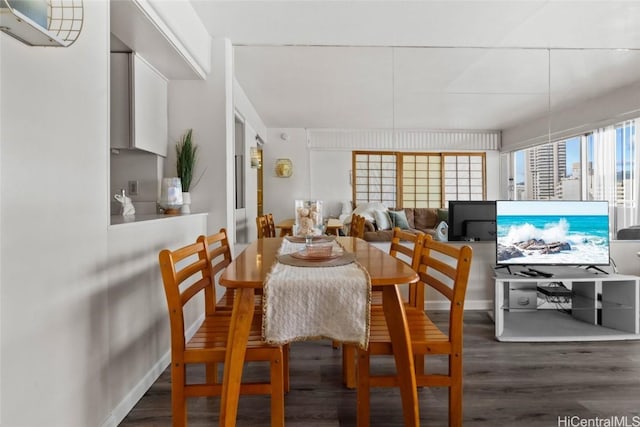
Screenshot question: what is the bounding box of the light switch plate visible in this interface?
[128,180,139,196]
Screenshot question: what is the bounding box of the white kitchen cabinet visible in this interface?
[110,52,168,157]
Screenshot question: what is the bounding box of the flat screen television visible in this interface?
[495,200,610,266]
[447,200,496,241]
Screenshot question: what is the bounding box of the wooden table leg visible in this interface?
[382,285,420,426]
[219,288,256,427]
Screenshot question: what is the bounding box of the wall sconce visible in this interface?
[250,146,261,169]
[275,158,293,178]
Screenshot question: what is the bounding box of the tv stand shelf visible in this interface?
[494,266,640,342]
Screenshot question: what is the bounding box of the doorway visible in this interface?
[257,139,264,217]
[234,115,247,244]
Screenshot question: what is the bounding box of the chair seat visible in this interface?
[367,307,450,353]
[184,312,280,362]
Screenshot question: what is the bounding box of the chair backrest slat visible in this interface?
[389,227,424,269]
[389,227,425,307]
[159,240,215,351]
[180,277,213,306]
[266,213,276,237]
[416,235,472,344]
[256,215,275,238]
[349,214,366,238]
[197,228,234,308]
[204,238,232,276]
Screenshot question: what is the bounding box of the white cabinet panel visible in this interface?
[110,53,131,149]
[132,54,168,157]
[110,52,168,157]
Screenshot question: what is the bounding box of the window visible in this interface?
[443,154,486,204]
[511,118,638,233]
[353,151,486,208]
[353,152,397,207]
[401,154,441,208]
[513,138,580,200]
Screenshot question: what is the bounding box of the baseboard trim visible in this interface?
[102,351,171,427]
[103,314,205,427]
[425,299,493,311]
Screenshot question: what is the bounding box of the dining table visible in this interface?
[218,236,421,426]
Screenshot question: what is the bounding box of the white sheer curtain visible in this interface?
[610,120,638,230]
[590,125,617,201]
[589,120,639,232]
[622,119,639,227]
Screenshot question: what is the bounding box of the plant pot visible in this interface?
[180,192,191,214]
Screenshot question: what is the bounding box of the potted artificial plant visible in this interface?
[176,128,199,213]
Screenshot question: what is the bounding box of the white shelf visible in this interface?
[498,310,639,342]
[494,267,640,342]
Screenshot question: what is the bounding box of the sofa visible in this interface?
[617,225,640,240]
[362,207,448,242]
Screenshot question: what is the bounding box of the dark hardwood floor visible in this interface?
[119,311,640,426]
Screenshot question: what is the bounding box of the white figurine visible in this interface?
[114,190,135,216]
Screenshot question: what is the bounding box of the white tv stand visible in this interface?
[494,266,640,342]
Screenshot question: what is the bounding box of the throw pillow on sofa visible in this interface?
[351,201,387,223]
[373,209,393,230]
[437,208,449,224]
[388,210,410,229]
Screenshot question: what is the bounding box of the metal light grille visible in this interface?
[47,0,83,45]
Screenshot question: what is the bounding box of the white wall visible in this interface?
[234,78,267,141]
[310,150,353,218]
[243,120,259,242]
[106,214,207,424]
[0,4,212,426]
[168,38,233,236]
[233,78,268,241]
[110,150,163,215]
[263,128,311,223]
[0,3,111,425]
[263,127,502,222]
[502,80,640,151]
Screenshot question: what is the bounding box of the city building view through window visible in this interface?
[513,119,638,235]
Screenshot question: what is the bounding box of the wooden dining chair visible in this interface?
[388,227,427,308]
[197,229,289,389]
[342,227,425,388]
[159,240,286,427]
[196,228,238,311]
[197,229,269,313]
[356,235,473,427]
[266,213,277,237]
[256,215,269,238]
[349,214,366,238]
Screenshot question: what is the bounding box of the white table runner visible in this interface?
[263,239,371,348]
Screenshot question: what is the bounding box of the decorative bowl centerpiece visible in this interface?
[294,200,323,237]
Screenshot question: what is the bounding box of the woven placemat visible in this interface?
[277,252,356,268]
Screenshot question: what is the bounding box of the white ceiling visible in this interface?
[191,1,640,131]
